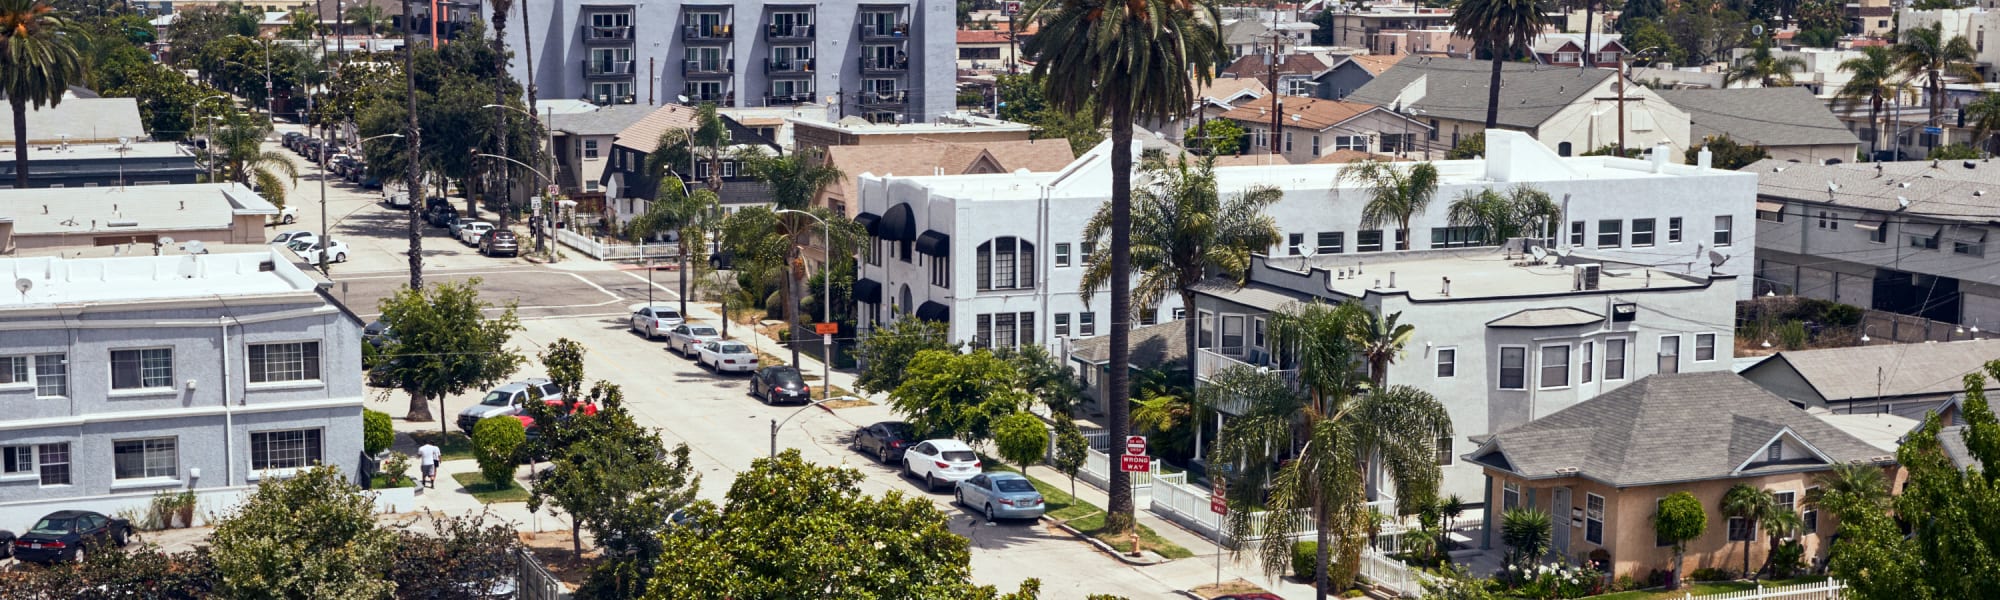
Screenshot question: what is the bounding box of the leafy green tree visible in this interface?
[1721,483,1775,577]
[1450,0,1546,128]
[1500,506,1553,571]
[1445,132,1485,159]
[1129,366,1197,462]
[1051,418,1090,498]
[527,381,700,590]
[1837,46,1907,159]
[1623,18,1680,65]
[209,466,397,599]
[992,412,1049,471]
[0,0,87,188]
[1896,22,1980,126]
[996,72,1105,155]
[737,147,845,364]
[1341,160,1440,250]
[209,111,300,208]
[2,543,216,597]
[385,511,519,598]
[1654,491,1709,589]
[1662,0,1748,66]
[648,450,1044,599]
[362,409,393,456]
[1962,92,2000,155]
[345,3,385,35]
[376,278,526,425]
[1930,143,1981,159]
[1189,117,1245,156]
[854,316,958,395]
[1024,0,1227,535]
[1727,38,1808,87]
[889,349,1032,445]
[626,175,720,317]
[472,415,526,486]
[1689,135,1771,170]
[1080,155,1281,379]
[538,337,588,399]
[996,342,1084,415]
[1446,185,1559,245]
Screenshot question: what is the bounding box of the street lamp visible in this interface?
[770,395,858,457]
[775,208,830,377]
[475,152,559,262]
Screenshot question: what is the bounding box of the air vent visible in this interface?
[1574,264,1602,291]
[105,219,138,228]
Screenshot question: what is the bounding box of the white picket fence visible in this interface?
[1358,545,1438,598]
[1148,471,1404,550]
[1684,579,1846,600]
[554,228,679,261]
[1079,446,1162,491]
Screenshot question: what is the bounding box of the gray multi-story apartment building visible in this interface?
[0,249,364,529]
[491,0,956,124]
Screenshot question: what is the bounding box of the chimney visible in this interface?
[1697,146,1713,170]
[1649,145,1669,174]
[1388,271,1396,288]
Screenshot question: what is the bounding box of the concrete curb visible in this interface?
[1042,515,1172,566]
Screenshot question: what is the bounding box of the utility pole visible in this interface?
[404,0,425,290]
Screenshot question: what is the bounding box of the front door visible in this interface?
[1551,487,1572,559]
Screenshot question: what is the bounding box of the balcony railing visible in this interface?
[588,93,638,105]
[682,23,733,41]
[857,90,908,107]
[765,23,815,40]
[861,57,908,73]
[583,60,635,77]
[682,91,734,105]
[861,22,910,39]
[765,92,815,106]
[683,59,734,77]
[583,24,633,42]
[764,58,814,74]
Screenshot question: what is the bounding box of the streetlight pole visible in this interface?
[192,94,228,180]
[770,395,853,457]
[482,103,558,259]
[775,208,830,398]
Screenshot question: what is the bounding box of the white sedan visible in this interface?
[695,341,757,373]
[290,239,350,264]
[457,221,494,246]
[270,230,316,247]
[666,323,723,357]
[628,304,685,339]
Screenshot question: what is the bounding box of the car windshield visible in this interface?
[941,450,977,462]
[28,517,73,535]
[689,326,718,336]
[287,240,312,251]
[479,391,512,406]
[768,369,804,385]
[994,479,1035,493]
[658,310,682,320]
[884,424,914,438]
[718,343,749,354]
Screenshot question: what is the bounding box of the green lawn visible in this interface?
[451,472,530,503]
[407,430,475,461]
[1012,470,1195,559]
[1588,576,1828,600]
[370,474,416,489]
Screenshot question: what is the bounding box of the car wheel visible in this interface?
[955,490,965,507]
[115,528,129,547]
[283,215,296,224]
[925,473,939,492]
[72,545,84,563]
[334,253,347,263]
[985,503,996,521]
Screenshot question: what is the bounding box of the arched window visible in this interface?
[898,285,912,315]
[975,237,1036,291]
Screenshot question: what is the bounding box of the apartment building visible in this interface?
[492,0,955,124]
[0,249,365,529]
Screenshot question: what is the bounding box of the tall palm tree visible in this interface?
[211,113,300,207]
[1078,154,1281,379]
[1893,22,1980,127]
[487,0,514,226]
[1129,365,1197,461]
[1962,93,2000,156]
[1206,302,1450,599]
[1349,308,1412,389]
[1727,39,1808,88]
[1022,0,1227,533]
[1449,0,1546,129]
[626,175,719,317]
[347,4,385,36]
[1837,47,1906,159]
[1721,483,1775,577]
[1446,184,1560,244]
[0,0,85,189]
[1755,504,1803,580]
[737,147,843,365]
[1340,160,1439,251]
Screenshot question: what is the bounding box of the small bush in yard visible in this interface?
[363,409,394,455]
[1292,540,1318,579]
[1690,567,1735,582]
[471,417,526,486]
[380,452,414,487]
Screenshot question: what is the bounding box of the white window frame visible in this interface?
[1581,341,1594,384]
[1802,486,1820,534]
[1334,135,1368,151]
[1669,217,1683,243]
[1605,338,1629,380]
[1,445,33,476]
[1715,215,1734,247]
[1078,312,1097,337]
[583,139,600,160]
[110,347,175,391]
[113,437,180,481]
[1498,345,1527,390]
[0,355,25,387]
[1632,218,1656,247]
[1315,231,1343,254]
[1502,481,1521,511]
[1054,313,1070,337]
[1658,334,1681,374]
[1220,315,1246,356]
[251,428,324,471]
[36,442,69,486]
[1055,242,1071,267]
[1694,333,1716,362]
[1436,347,1456,378]
[248,341,322,384]
[1585,493,1605,544]
[32,353,67,398]
[1253,317,1267,350]
[1539,344,1571,390]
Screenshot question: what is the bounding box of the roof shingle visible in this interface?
[1656,87,1859,149]
[1346,56,1614,130]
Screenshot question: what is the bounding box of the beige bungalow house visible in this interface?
[1216,95,1430,163]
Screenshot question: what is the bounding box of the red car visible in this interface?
[517,399,599,437]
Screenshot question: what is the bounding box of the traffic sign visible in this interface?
[545,184,560,196]
[1003,1,1022,15]
[1210,480,1228,515]
[1125,435,1147,456]
[814,322,839,335]
[1926,126,1945,135]
[1120,453,1151,472]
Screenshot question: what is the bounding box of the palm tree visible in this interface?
[211,113,300,208]
[1837,47,1907,159]
[1721,483,1775,577]
[1207,302,1451,600]
[1962,93,2000,155]
[1727,39,1808,88]
[1078,155,1281,379]
[1446,184,1560,244]
[0,0,85,188]
[1755,505,1803,580]
[1449,0,1546,129]
[1128,366,1196,461]
[737,147,843,365]
[626,175,720,317]
[1350,308,1412,388]
[347,4,385,36]
[487,0,515,226]
[1340,160,1439,251]
[1022,0,1227,534]
[1804,462,1891,519]
[1500,506,1554,571]
[1893,22,1980,128]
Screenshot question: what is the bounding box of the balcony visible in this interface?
[582,24,633,43]
[683,91,734,105]
[683,59,734,78]
[583,60,635,78]
[765,92,815,107]
[682,23,733,41]
[766,23,815,40]
[857,89,908,107]
[764,58,814,75]
[588,93,638,105]
[861,56,908,74]
[862,22,910,40]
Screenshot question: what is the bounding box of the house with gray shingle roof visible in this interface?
[1655,87,1860,165]
[1466,371,1899,579]
[1346,56,1691,158]
[1739,338,2000,417]
[548,104,655,202]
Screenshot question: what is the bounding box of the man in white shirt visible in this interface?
[417,442,442,488]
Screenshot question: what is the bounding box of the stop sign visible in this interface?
[1125,435,1147,456]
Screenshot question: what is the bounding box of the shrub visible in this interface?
[1292,540,1318,579]
[1341,589,1366,598]
[1690,567,1734,582]
[1768,539,1807,578]
[380,452,414,487]
[1612,574,1641,592]
[471,417,526,486]
[363,409,394,456]
[1778,320,1809,350]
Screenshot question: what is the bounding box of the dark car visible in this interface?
[282,131,304,149]
[426,205,459,228]
[480,230,519,257]
[0,527,12,559]
[10,510,131,563]
[363,319,396,348]
[852,421,917,464]
[750,366,810,405]
[708,249,736,270]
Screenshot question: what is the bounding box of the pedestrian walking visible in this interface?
[417,441,441,489]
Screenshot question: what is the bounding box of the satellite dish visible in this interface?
[1752,24,1765,36]
[158,236,175,245]
[1530,246,1548,262]
[1709,250,1729,267]
[14,278,30,294]
[1898,196,1911,208]
[1557,246,1573,257]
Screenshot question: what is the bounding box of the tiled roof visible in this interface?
[1345,54,1401,75]
[1347,56,1614,129]
[1217,96,1390,131]
[1655,87,1859,149]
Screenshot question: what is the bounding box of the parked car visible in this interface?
[628,304,685,339]
[902,439,982,492]
[750,365,811,405]
[457,221,494,246]
[290,239,350,264]
[455,378,565,434]
[426,205,459,228]
[270,230,316,246]
[267,205,298,225]
[282,131,304,150]
[517,398,599,447]
[694,340,757,373]
[362,320,396,349]
[665,323,722,356]
[480,230,519,257]
[852,421,916,464]
[385,189,414,209]
[955,471,1046,521]
[709,249,735,270]
[0,527,12,559]
[9,510,131,564]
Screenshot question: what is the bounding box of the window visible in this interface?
[0,356,22,385]
[1581,341,1594,384]
[1728,516,1757,541]
[1632,218,1656,247]
[248,342,321,384]
[975,237,1035,290]
[1817,210,1838,230]
[1767,442,1784,462]
[1658,335,1680,374]
[1357,230,1384,253]
[1140,307,1158,326]
[3,446,32,475]
[1606,339,1627,380]
[1311,135,1320,156]
[1435,435,1453,466]
[1080,242,1096,264]
[114,438,178,480]
[583,139,600,160]
[1499,347,1527,390]
[1055,243,1071,267]
[1055,313,1070,337]
[1436,348,1456,377]
[1284,131,1293,153]
[37,443,68,485]
[252,429,324,470]
[1759,204,1786,222]
[111,348,173,390]
[1597,219,1622,248]
[930,255,950,288]
[1803,487,1820,533]
[995,313,1017,349]
[976,314,992,347]
[1316,232,1344,254]
[1669,217,1683,243]
[1172,307,1186,321]
[1434,226,1488,249]
[1197,311,1215,348]
[1714,215,1734,246]
[1334,135,1368,151]
[1570,221,1586,246]
[1870,224,1889,244]
[1695,333,1716,361]
[1253,318,1267,349]
[869,238,882,266]
[34,354,66,397]
[1078,312,1096,336]
[1910,229,1941,250]
[1503,481,1521,511]
[1586,493,1605,545]
[1221,315,1246,356]
[1539,345,1570,389]
[1250,128,1268,150]
[1955,232,1986,257]
[1288,233,1305,256]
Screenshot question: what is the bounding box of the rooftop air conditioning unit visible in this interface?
[1574,263,1602,291]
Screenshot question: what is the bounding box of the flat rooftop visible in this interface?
[0,140,195,162]
[0,250,319,308]
[1289,248,1710,301]
[0,183,277,236]
[791,112,1036,135]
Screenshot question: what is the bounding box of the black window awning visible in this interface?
[852,278,883,304]
[879,203,917,242]
[855,212,882,236]
[915,230,951,257]
[915,301,950,322]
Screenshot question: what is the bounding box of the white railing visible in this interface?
[1358,545,1436,598]
[1079,446,1160,491]
[1149,473,1406,549]
[1685,579,1846,600]
[555,228,678,261]
[1195,348,1252,382]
